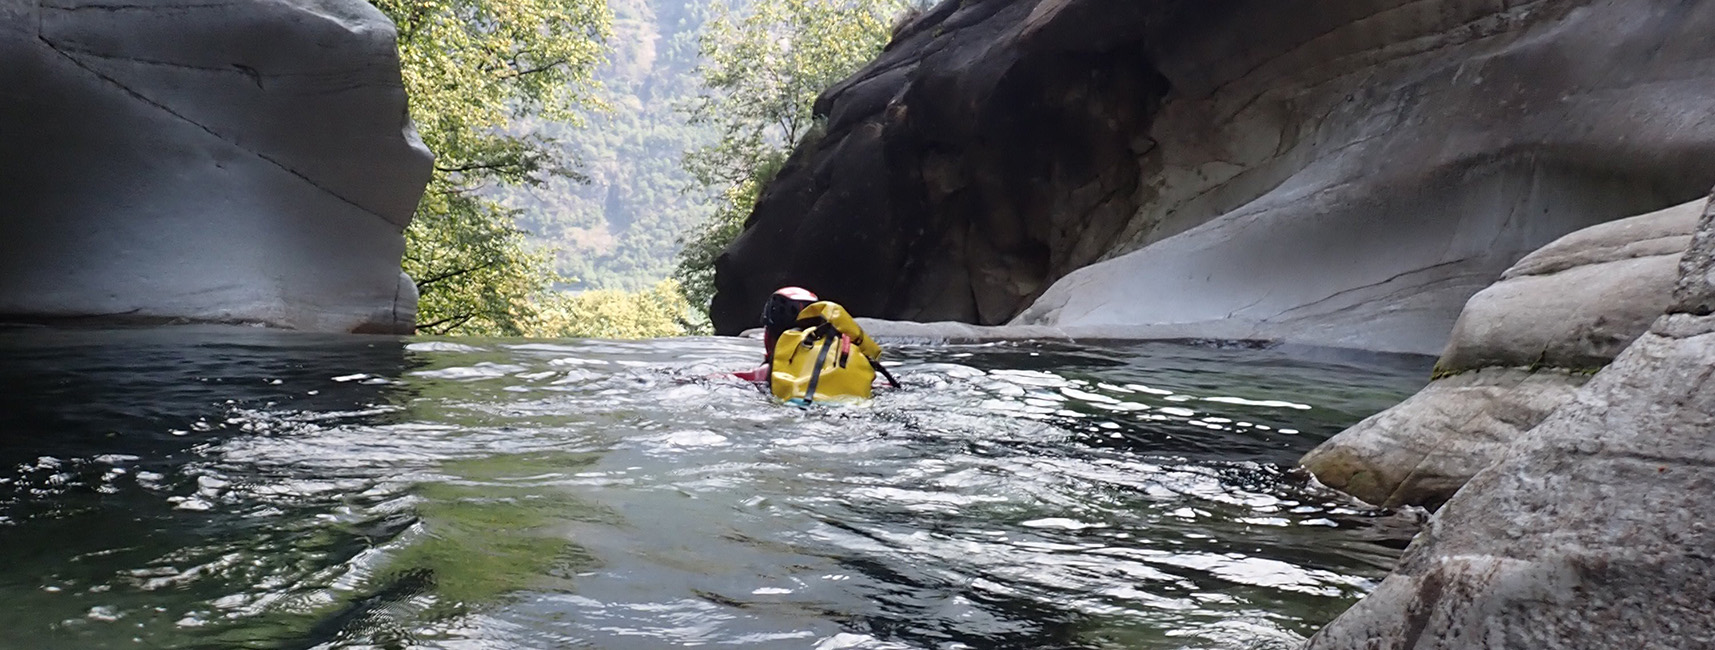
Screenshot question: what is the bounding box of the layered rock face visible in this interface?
[1306,195,1715,649]
[714,0,1715,352]
[712,0,1167,334]
[0,0,430,333]
[1301,198,1702,509]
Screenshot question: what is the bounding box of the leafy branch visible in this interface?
[369,0,611,336]
[673,0,912,315]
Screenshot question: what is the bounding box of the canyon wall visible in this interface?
[0,0,431,333]
[713,0,1715,355]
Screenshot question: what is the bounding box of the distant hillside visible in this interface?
[502,0,719,291]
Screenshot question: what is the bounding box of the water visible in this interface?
[0,327,1431,649]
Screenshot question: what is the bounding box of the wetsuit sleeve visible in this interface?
[732,364,770,382]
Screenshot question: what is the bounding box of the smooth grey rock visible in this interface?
[1308,191,1715,648]
[1436,257,1681,371]
[1502,199,1704,279]
[0,0,431,333]
[854,317,1276,344]
[854,319,1074,344]
[1300,368,1588,510]
[1016,151,1704,355]
[1306,317,1715,649]
[715,0,1715,354]
[1438,198,1702,372]
[1300,199,1697,509]
[1020,1,1715,356]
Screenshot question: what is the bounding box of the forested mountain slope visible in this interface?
[503,0,717,291]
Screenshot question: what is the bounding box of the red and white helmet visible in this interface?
[761,286,820,360]
[772,286,818,302]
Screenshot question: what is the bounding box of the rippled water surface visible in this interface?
[0,327,1432,649]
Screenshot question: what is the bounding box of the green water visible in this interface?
[0,327,1429,649]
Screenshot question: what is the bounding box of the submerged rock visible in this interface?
[1307,196,1715,647]
[0,0,430,333]
[714,0,1715,354]
[1301,199,1700,509]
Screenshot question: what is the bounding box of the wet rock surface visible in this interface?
[1307,319,1715,648]
[1300,199,1699,509]
[1305,194,1715,648]
[0,0,430,333]
[715,0,1715,353]
[1300,367,1587,510]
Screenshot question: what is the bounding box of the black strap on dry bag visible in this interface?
[801,335,836,404]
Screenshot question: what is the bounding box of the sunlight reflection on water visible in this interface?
[0,327,1431,649]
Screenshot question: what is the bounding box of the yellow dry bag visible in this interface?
[770,301,882,404]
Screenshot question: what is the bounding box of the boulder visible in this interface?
[1306,196,1715,648]
[1438,199,1705,372]
[713,0,1715,354]
[1301,199,1700,508]
[1301,368,1588,510]
[0,0,431,333]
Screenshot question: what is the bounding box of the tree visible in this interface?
[529,279,699,339]
[496,0,725,295]
[370,0,611,335]
[673,0,909,319]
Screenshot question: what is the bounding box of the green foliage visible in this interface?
[673,0,907,315]
[683,0,897,188]
[674,151,785,315]
[527,280,699,339]
[375,0,911,336]
[406,190,556,335]
[499,0,722,293]
[371,0,611,335]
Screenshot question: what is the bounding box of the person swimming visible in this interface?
[735,287,896,404]
[732,286,820,382]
